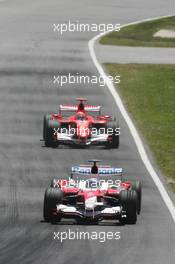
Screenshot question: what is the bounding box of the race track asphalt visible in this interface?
[0,0,175,263]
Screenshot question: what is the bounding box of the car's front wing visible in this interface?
[53,204,126,221]
[54,133,110,146]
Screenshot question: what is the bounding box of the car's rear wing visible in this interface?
[71,165,123,175]
[59,105,101,114]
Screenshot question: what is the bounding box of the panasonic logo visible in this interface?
[72,166,122,174]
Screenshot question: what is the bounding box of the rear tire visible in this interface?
[119,190,137,224]
[43,188,63,222]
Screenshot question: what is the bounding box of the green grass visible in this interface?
[100,16,175,47]
[104,63,175,192]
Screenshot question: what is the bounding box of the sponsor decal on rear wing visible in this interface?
[59,105,101,112]
[84,106,101,112]
[71,166,123,175]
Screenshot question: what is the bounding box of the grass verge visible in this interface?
[104,63,175,191]
[100,16,175,47]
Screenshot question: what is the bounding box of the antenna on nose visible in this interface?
[88,159,101,174]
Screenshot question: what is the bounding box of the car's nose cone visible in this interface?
[85,196,97,210]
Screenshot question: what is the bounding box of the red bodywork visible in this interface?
[50,99,112,141]
[53,178,131,201]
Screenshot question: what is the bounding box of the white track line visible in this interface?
[89,14,175,222]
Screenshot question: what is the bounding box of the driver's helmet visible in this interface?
[86,178,100,189]
[76,111,86,121]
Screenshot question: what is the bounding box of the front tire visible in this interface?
[43,114,52,141]
[131,181,142,214]
[107,122,120,149]
[119,190,137,224]
[45,120,59,148]
[43,187,63,222]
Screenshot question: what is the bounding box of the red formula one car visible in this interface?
[43,98,119,148]
[43,160,142,225]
